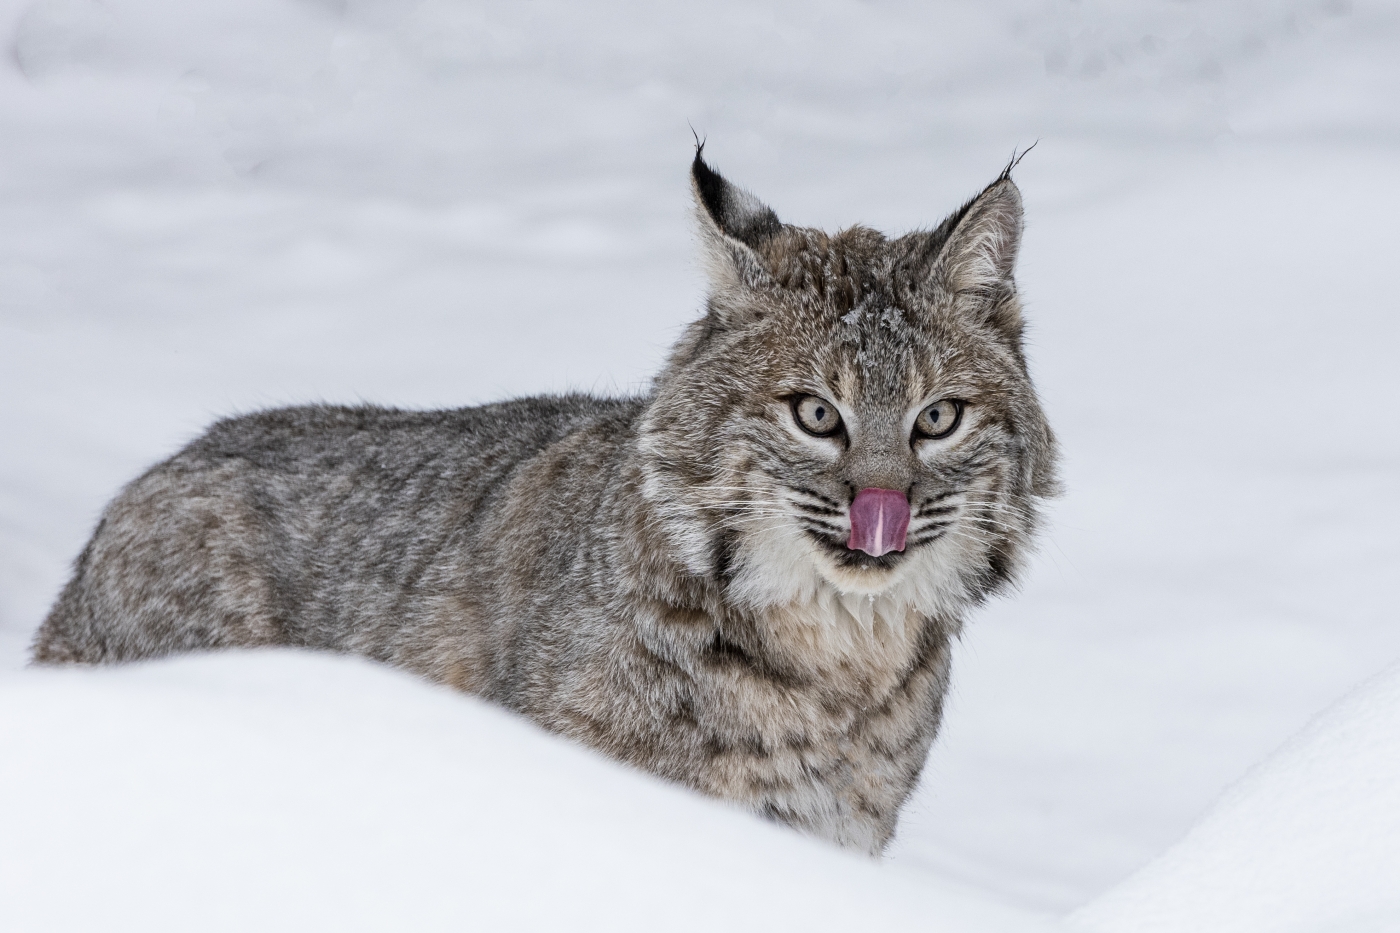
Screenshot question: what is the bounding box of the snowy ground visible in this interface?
[2,1,1398,929]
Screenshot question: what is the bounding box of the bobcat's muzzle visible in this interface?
[847,488,909,557]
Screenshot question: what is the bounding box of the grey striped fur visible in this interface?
[32,151,1058,854]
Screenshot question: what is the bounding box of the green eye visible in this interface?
[793,395,842,437]
[914,400,964,440]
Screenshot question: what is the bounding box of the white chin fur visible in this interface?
[727,515,978,621]
[813,557,906,596]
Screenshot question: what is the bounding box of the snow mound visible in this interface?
[1070,661,1400,933]
[0,650,1051,933]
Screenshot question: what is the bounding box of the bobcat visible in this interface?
[32,148,1058,854]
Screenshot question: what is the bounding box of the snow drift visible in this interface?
[0,651,1051,933]
[1072,661,1400,933]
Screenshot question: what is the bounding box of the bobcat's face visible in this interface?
[639,153,1057,618]
[740,295,1027,602]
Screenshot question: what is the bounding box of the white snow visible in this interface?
[1070,661,1400,933]
[1,0,1398,929]
[0,651,1052,932]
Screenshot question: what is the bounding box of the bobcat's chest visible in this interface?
[760,587,927,691]
[686,591,948,852]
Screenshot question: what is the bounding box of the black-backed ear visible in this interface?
[691,148,781,291]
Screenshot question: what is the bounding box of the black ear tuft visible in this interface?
[691,149,781,249]
[997,141,1037,184]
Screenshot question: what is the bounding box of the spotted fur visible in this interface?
[32,150,1059,854]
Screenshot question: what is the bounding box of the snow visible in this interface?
[1,0,1398,929]
[0,651,1053,932]
[1070,662,1400,933]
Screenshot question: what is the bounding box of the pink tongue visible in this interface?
[847,488,910,557]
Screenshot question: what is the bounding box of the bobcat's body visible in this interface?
[33,150,1057,854]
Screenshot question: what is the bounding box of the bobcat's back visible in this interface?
[31,396,642,669]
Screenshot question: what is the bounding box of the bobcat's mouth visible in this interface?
[804,528,909,572]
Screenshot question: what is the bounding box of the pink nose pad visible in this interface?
[847,488,910,557]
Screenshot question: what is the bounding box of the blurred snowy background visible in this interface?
[2,1,1398,930]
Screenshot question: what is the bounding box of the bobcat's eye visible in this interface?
[793,395,842,437]
[913,400,964,440]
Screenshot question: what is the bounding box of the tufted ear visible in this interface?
[691,148,780,292]
[935,175,1023,298]
[896,172,1025,339]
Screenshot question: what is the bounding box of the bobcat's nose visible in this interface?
[847,488,909,557]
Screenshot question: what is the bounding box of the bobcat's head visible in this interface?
[638,149,1058,620]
